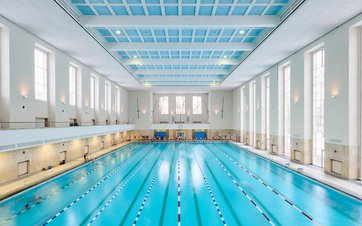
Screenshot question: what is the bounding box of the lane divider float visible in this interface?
[206,148,275,226]
[214,146,318,224]
[43,145,157,226]
[190,145,227,226]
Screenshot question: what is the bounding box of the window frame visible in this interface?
[68,64,77,106]
[34,48,48,102]
[176,96,186,115]
[159,96,169,115]
[192,96,202,115]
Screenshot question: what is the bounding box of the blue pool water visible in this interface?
[0,142,361,225]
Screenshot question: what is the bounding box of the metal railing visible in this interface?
[0,121,130,130]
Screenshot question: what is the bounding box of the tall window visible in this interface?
[159,96,169,114]
[265,76,270,150]
[115,87,120,113]
[90,76,95,109]
[249,82,256,146]
[241,87,245,142]
[105,82,110,111]
[34,48,48,101]
[69,65,76,106]
[284,66,291,158]
[192,96,202,114]
[176,96,185,114]
[312,49,325,167]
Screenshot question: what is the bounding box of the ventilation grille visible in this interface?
[294,150,301,162]
[331,159,342,175]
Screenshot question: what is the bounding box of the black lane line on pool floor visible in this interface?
[185,143,202,226]
[0,144,143,225]
[189,144,227,226]
[205,148,275,226]
[116,144,168,226]
[86,144,166,226]
[42,144,159,226]
[212,144,318,224]
[158,143,176,226]
[134,145,176,226]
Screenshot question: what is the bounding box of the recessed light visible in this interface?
[115,30,121,35]
[239,30,245,34]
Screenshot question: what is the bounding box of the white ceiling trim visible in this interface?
[132,69,229,75]
[107,42,255,51]
[80,15,280,28]
[120,58,239,65]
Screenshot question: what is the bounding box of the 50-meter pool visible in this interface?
[0,142,361,225]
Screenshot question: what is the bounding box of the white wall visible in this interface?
[233,13,362,148]
[209,90,233,129]
[232,87,241,130]
[128,90,152,129]
[0,16,128,129]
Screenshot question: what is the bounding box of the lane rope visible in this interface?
[177,145,181,226]
[206,147,275,226]
[87,144,165,225]
[42,144,157,226]
[132,170,159,225]
[213,145,318,224]
[0,144,142,225]
[189,144,227,226]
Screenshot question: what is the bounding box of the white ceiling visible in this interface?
[0,0,361,92]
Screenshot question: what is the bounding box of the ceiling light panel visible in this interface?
[66,0,294,86]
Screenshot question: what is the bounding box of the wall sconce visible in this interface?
[293,96,299,104]
[62,101,65,106]
[214,109,219,114]
[22,95,28,99]
[331,85,339,99]
[142,109,147,114]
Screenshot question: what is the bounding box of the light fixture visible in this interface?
[209,81,220,87]
[22,95,28,99]
[293,96,299,104]
[223,55,227,58]
[133,56,137,59]
[115,30,121,35]
[239,30,245,34]
[331,86,339,99]
[142,81,151,87]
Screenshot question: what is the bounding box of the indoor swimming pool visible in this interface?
[0,142,361,226]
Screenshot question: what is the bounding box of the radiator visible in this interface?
[256,140,261,149]
[271,144,277,154]
[331,159,342,175]
[294,150,301,162]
